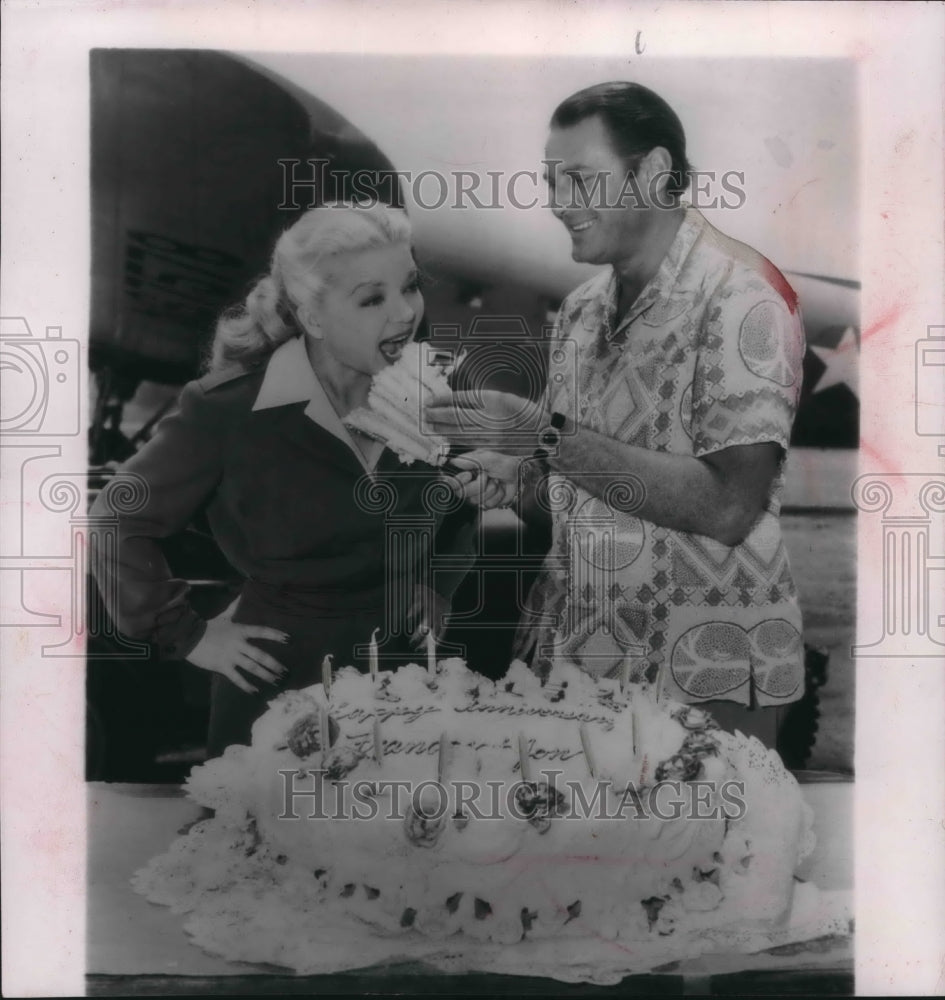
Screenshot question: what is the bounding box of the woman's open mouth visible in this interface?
[379,332,411,362]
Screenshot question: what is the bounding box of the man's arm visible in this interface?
[430,386,783,545]
[449,432,782,547]
[430,278,801,546]
[550,422,782,546]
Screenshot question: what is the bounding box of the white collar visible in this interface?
[252,337,380,473]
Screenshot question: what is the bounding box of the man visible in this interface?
[428,82,806,746]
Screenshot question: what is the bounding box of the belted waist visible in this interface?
[240,579,388,617]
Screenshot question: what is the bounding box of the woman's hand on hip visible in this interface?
[186,617,289,695]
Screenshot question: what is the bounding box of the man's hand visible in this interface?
[447,451,523,509]
[450,450,522,486]
[450,472,519,509]
[426,390,546,452]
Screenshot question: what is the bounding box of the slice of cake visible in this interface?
[345,342,457,466]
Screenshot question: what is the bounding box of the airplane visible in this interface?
[85,49,854,777]
[90,49,859,500]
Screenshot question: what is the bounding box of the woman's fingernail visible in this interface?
[279,633,290,642]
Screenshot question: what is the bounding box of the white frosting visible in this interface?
[344,343,451,465]
[163,658,812,954]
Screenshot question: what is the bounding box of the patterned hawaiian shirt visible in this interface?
[518,207,806,707]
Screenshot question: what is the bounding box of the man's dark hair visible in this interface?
[550,82,692,198]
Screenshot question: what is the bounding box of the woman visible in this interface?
[91,202,477,758]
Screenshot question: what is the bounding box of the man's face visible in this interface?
[544,115,647,266]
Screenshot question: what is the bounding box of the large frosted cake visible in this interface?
[132,658,844,979]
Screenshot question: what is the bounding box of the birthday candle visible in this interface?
[620,655,631,693]
[579,723,597,779]
[517,731,533,783]
[321,653,333,698]
[628,696,636,759]
[369,628,379,682]
[425,623,436,676]
[654,667,665,707]
[320,706,331,767]
[373,718,383,766]
[437,731,450,785]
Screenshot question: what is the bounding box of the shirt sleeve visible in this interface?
[690,275,806,458]
[89,380,227,660]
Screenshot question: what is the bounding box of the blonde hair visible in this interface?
[207,201,413,373]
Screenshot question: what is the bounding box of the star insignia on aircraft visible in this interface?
[810,326,859,397]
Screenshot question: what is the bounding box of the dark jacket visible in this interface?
[89,344,476,750]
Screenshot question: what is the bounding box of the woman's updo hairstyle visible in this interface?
[208,201,413,373]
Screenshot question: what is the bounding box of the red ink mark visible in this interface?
[848,39,873,61]
[894,130,915,156]
[861,303,903,344]
[859,436,899,479]
[761,259,798,315]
